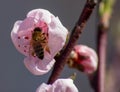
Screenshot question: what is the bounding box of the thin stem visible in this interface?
[97,24,107,92]
[89,0,115,91]
[47,0,97,84]
[90,8,108,92]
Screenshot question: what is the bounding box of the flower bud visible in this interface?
[68,45,98,74]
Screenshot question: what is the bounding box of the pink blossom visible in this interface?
[68,45,98,74]
[36,78,78,92]
[11,9,68,75]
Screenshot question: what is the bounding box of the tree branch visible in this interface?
[47,0,97,84]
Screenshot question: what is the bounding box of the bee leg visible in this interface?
[29,40,36,57]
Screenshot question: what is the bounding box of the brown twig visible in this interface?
[47,0,97,84]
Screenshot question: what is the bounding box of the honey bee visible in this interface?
[30,27,50,60]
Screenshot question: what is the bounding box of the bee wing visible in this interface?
[45,45,50,54]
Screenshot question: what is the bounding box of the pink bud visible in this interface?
[11,9,68,75]
[68,45,98,74]
[36,78,78,92]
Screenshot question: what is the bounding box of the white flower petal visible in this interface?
[27,9,54,24]
[36,79,78,92]
[36,83,51,92]
[48,16,68,56]
[24,52,55,75]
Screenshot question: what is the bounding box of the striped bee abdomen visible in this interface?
[33,43,44,60]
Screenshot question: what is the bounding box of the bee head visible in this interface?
[32,27,42,41]
[34,27,42,32]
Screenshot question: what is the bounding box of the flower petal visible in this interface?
[24,52,55,75]
[36,83,51,92]
[48,17,68,56]
[27,9,54,24]
[18,17,37,31]
[52,79,78,92]
[36,78,78,92]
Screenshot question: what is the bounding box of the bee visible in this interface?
[30,27,50,60]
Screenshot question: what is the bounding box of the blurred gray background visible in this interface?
[0,0,119,92]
